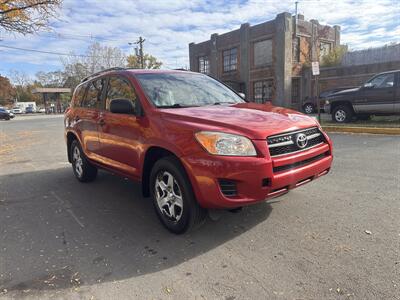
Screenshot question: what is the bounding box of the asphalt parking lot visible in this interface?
[0,115,399,300]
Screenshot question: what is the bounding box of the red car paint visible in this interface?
[65,69,333,209]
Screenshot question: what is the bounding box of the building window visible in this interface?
[319,41,331,60]
[223,48,237,72]
[254,39,272,66]
[198,56,209,74]
[292,78,300,104]
[254,80,273,103]
[292,37,300,63]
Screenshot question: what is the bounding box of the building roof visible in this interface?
[32,88,71,94]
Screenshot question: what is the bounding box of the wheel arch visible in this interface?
[141,146,181,197]
[66,131,79,163]
[330,100,354,113]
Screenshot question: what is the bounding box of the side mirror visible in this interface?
[110,99,135,114]
[238,92,246,99]
[363,82,374,89]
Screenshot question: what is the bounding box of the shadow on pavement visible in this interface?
[0,167,271,293]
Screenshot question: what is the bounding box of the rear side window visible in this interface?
[105,76,137,111]
[72,84,87,107]
[82,78,106,109]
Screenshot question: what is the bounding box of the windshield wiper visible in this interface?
[157,104,199,108]
[211,102,237,105]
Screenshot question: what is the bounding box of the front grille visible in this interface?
[267,127,325,157]
[273,153,327,173]
[218,179,237,197]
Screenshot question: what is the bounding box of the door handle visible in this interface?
[99,119,106,126]
[74,116,80,122]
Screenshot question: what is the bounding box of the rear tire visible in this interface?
[332,105,353,123]
[70,140,98,182]
[150,156,206,234]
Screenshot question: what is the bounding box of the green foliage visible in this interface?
[0,75,15,106]
[127,54,162,69]
[321,45,348,67]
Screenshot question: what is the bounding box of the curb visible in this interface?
[322,125,400,135]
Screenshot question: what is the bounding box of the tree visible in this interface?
[35,70,66,87]
[127,53,162,69]
[0,75,15,106]
[61,42,126,88]
[321,45,348,67]
[0,0,62,34]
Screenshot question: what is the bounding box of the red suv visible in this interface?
[65,68,333,233]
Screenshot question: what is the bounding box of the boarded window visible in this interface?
[254,80,273,103]
[291,78,300,104]
[254,39,272,66]
[319,42,331,61]
[292,37,300,63]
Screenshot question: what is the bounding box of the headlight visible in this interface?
[195,131,257,156]
[325,100,330,105]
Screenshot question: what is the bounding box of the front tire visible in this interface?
[70,140,98,182]
[332,105,353,123]
[150,156,206,234]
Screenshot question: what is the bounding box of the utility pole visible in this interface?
[294,1,298,36]
[137,36,145,69]
[128,36,146,69]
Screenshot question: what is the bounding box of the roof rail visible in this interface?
[81,67,126,82]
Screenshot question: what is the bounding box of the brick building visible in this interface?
[189,12,340,109]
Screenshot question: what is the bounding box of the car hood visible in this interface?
[160,102,319,140]
[329,87,360,97]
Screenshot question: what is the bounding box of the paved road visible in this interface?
[0,116,399,300]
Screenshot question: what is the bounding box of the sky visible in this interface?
[0,0,399,79]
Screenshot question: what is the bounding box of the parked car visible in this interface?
[325,70,400,122]
[25,106,35,113]
[38,107,46,113]
[65,68,333,233]
[0,108,12,120]
[12,107,23,114]
[302,86,358,114]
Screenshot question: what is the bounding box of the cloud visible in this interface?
[0,0,399,75]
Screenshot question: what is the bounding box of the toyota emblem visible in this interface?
[295,133,308,149]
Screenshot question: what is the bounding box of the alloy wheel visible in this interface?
[304,104,313,114]
[72,146,83,178]
[335,109,346,122]
[155,171,183,222]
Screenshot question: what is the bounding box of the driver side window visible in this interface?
[105,77,137,111]
[369,73,395,89]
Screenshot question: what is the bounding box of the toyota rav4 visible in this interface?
[64,68,333,233]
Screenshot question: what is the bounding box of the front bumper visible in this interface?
[181,137,333,209]
[324,103,331,114]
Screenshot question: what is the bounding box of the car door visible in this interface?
[394,72,400,113]
[354,72,395,114]
[98,75,144,178]
[77,78,106,160]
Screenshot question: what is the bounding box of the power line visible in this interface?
[0,44,122,58]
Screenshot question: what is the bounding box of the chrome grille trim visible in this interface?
[270,142,324,158]
[267,127,325,157]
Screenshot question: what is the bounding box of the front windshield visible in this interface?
[136,72,245,108]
